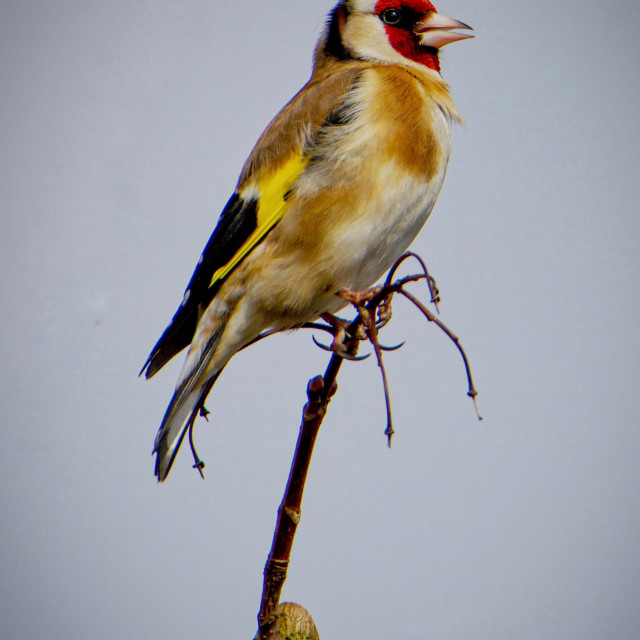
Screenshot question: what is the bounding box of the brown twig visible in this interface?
[385,251,441,312]
[397,288,482,420]
[365,301,395,444]
[256,344,353,638]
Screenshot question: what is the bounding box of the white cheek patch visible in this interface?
[344,15,399,63]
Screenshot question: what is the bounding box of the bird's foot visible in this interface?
[337,284,396,335]
[336,286,381,337]
[337,285,384,308]
[319,313,367,360]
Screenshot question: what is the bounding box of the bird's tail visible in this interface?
[153,326,227,481]
[153,388,200,481]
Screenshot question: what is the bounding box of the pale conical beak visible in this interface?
[415,13,474,49]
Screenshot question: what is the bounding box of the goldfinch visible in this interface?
[142,0,472,481]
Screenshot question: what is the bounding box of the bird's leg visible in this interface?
[336,285,404,352]
[336,285,383,338]
[336,284,383,308]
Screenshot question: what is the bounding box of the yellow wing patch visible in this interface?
[209,152,309,288]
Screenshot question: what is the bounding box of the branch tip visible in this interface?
[467,390,483,421]
[307,375,324,397]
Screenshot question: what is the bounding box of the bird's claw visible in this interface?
[379,340,405,352]
[312,334,369,361]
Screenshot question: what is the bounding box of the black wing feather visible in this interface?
[141,193,258,378]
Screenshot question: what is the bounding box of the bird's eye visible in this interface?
[380,8,401,25]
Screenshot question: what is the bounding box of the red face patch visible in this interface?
[373,0,441,72]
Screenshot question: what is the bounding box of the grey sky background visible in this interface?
[2,1,639,638]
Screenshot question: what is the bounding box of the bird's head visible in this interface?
[319,0,473,73]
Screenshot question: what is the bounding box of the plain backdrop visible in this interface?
[2,1,639,638]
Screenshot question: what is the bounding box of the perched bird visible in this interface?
[142,0,472,481]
